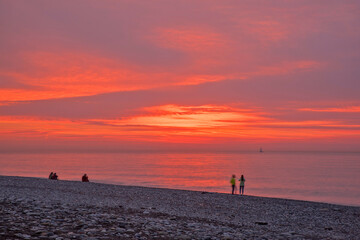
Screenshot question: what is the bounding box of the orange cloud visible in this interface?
[248,20,289,43]
[150,26,323,80]
[1,51,320,104]
[148,26,233,70]
[176,74,236,86]
[1,104,360,145]
[0,51,231,102]
[0,51,165,102]
[251,60,323,77]
[299,106,360,113]
[151,27,227,53]
[118,104,265,128]
[0,26,323,105]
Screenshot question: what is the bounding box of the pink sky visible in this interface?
[0,0,359,152]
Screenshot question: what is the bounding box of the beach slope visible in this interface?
[0,175,359,239]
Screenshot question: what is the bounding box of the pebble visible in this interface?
[0,175,359,239]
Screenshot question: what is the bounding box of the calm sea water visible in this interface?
[0,152,359,206]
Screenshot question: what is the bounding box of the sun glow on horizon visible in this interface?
[1,103,359,148]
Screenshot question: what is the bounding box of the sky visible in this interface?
[0,0,359,152]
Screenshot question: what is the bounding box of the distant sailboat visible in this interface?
[259,147,263,153]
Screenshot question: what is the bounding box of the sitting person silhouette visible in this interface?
[82,174,89,182]
[48,172,53,179]
[51,173,58,180]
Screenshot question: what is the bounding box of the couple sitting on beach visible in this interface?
[230,174,245,195]
[48,172,58,180]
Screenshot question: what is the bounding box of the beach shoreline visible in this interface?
[1,175,359,239]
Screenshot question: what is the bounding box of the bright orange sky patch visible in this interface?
[1,104,359,147]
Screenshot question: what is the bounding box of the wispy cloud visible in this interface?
[151,27,227,53]
[299,106,360,113]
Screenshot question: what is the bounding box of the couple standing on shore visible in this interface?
[230,174,245,195]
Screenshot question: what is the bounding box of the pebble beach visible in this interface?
[1,175,359,239]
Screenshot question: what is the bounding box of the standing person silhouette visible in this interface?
[239,175,245,195]
[230,174,236,194]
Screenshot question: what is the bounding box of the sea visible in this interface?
[1,151,359,206]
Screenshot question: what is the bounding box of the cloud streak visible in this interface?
[299,106,360,113]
